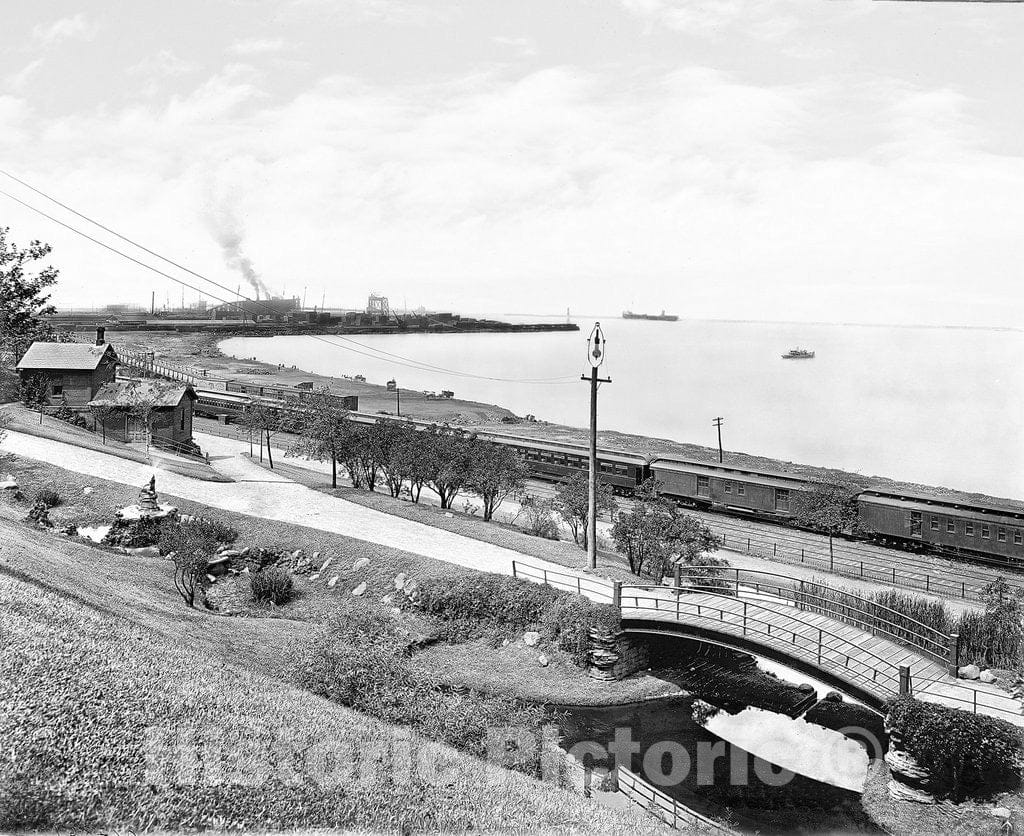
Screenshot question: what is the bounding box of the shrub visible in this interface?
[519,496,560,539]
[887,696,1024,800]
[33,488,61,508]
[415,574,561,631]
[251,565,294,605]
[293,602,550,775]
[179,515,238,545]
[541,598,622,666]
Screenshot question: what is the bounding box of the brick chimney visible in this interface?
[95,326,106,346]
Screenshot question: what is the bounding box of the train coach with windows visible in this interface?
[648,457,809,519]
[857,488,1024,568]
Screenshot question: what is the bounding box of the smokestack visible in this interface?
[95,327,106,346]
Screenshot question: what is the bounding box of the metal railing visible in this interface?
[616,766,737,835]
[620,584,908,699]
[664,566,954,669]
[510,560,616,604]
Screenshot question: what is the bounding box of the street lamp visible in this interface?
[582,322,611,570]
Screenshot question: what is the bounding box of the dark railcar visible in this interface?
[484,434,649,494]
[858,490,1024,568]
[649,457,810,519]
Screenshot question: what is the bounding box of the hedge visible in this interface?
[887,696,1024,800]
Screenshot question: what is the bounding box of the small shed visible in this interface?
[89,379,197,450]
[16,330,117,407]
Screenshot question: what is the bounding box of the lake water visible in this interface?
[220,318,1024,499]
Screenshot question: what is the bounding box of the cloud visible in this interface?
[491,36,539,60]
[618,0,805,41]
[32,14,99,47]
[228,38,288,56]
[2,58,1021,328]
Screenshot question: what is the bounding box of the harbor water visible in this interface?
[220,317,1024,499]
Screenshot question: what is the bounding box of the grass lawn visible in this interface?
[0,452,678,705]
[0,572,664,834]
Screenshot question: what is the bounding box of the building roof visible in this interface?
[16,341,116,371]
[89,379,195,410]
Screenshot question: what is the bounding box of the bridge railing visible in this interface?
[667,566,955,670]
[620,584,908,698]
[510,560,615,604]
[616,766,738,835]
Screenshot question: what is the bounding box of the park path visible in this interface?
[0,430,578,582]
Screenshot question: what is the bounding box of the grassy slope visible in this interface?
[0,453,677,703]
[0,573,663,834]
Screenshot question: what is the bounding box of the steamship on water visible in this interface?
[622,309,679,322]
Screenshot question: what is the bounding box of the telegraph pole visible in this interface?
[582,323,611,570]
[396,385,401,416]
[712,417,724,463]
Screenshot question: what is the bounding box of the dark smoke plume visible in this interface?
[209,212,270,299]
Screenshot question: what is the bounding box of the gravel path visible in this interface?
[1,430,582,585]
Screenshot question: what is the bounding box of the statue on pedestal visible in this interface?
[138,475,160,515]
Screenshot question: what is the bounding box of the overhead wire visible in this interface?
[0,171,580,384]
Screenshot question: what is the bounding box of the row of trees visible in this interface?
[254,390,529,522]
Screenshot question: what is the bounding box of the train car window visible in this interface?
[910,511,922,537]
[774,488,790,511]
[1015,531,1023,545]
[697,476,710,497]
[965,522,975,536]
[998,528,1006,542]
[947,520,956,533]
[737,484,745,496]
[724,482,732,494]
[981,525,991,539]
[930,516,939,531]
[615,464,627,475]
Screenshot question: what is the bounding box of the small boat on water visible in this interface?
[622,309,679,322]
[782,347,815,359]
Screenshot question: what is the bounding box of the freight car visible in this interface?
[858,488,1024,568]
[648,456,809,520]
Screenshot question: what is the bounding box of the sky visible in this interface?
[1,0,1023,326]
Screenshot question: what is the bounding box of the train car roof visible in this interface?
[482,432,650,464]
[860,490,1024,522]
[649,457,809,488]
[195,389,251,403]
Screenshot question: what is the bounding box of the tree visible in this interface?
[553,471,617,551]
[373,422,421,498]
[160,519,219,608]
[0,227,60,368]
[288,388,352,487]
[466,440,528,522]
[240,401,288,469]
[423,425,473,509]
[791,480,860,567]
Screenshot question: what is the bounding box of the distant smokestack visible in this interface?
[95,326,106,346]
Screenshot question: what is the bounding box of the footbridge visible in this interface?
[511,561,1024,726]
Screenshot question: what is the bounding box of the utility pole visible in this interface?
[396,385,401,416]
[712,417,724,463]
[582,323,611,570]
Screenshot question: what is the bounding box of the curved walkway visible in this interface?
[0,430,578,583]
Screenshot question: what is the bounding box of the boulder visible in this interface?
[319,557,333,573]
[885,749,931,785]
[82,486,93,495]
[206,574,217,584]
[217,548,242,558]
[537,654,550,667]
[291,549,303,560]
[523,631,541,647]
[380,594,394,605]
[402,579,419,598]
[309,573,321,582]
[0,476,18,491]
[353,557,370,571]
[992,808,1012,820]
[886,779,935,804]
[979,669,998,684]
[444,512,454,518]
[958,664,981,680]
[312,551,321,561]
[394,572,409,590]
[326,575,339,589]
[352,582,367,596]
[127,545,161,559]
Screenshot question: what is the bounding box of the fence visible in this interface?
[616,766,738,834]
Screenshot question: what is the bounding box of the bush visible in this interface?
[415,574,561,631]
[293,602,550,775]
[180,515,238,545]
[251,566,294,605]
[541,598,621,666]
[33,488,61,508]
[887,696,1024,800]
[519,496,560,539]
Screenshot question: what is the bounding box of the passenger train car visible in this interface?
[192,384,1024,569]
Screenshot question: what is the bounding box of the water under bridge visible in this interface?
[511,561,1023,726]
